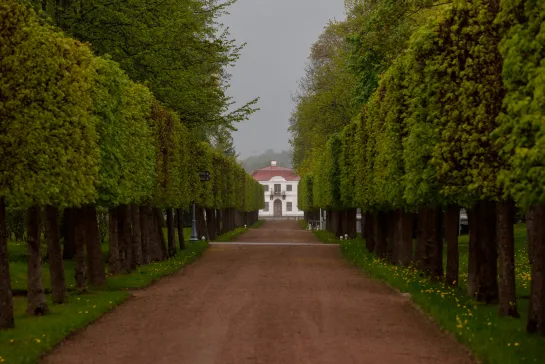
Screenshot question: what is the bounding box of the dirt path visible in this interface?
[44,221,472,364]
[233,220,320,243]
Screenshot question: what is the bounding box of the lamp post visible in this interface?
[190,202,198,242]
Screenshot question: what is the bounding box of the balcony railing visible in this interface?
[269,191,286,200]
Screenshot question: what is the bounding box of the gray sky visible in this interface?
[222,0,346,159]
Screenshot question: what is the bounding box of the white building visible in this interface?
[251,161,304,218]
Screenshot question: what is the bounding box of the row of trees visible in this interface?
[0,0,263,330]
[295,0,545,336]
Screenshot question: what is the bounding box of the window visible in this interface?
[263,184,269,192]
[286,184,292,192]
[263,202,269,211]
[274,184,281,193]
[287,202,292,211]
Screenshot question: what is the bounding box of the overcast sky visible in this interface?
[222,0,346,159]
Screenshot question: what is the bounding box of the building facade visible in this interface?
[251,161,304,218]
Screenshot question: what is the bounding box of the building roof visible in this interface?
[251,166,301,181]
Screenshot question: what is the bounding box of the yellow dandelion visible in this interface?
[35,339,41,343]
[514,343,519,346]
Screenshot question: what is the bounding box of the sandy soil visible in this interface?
[43,220,473,364]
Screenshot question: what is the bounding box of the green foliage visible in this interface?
[33,0,258,131]
[346,0,448,104]
[339,123,358,208]
[289,21,358,175]
[401,21,444,207]
[0,0,99,208]
[313,135,342,209]
[494,0,545,208]
[92,57,156,206]
[430,0,504,201]
[298,174,314,211]
[149,100,190,209]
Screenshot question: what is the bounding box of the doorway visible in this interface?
[274,199,282,217]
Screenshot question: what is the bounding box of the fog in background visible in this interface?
[222,0,346,159]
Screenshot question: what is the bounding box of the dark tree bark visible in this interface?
[131,205,143,265]
[108,207,121,275]
[45,206,67,304]
[497,199,519,317]
[155,208,168,260]
[526,204,545,334]
[0,197,14,328]
[386,211,396,263]
[118,205,134,271]
[414,207,427,267]
[61,207,76,260]
[74,207,87,291]
[364,213,375,252]
[176,208,185,250]
[148,207,161,261]
[26,206,49,315]
[220,208,227,234]
[396,210,413,267]
[374,212,387,258]
[215,209,221,241]
[445,205,460,286]
[467,208,478,297]
[207,208,216,241]
[166,208,176,257]
[84,206,106,288]
[140,206,151,263]
[420,206,443,280]
[471,200,499,303]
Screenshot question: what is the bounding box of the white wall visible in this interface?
[257,176,304,217]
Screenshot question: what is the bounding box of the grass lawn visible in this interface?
[315,224,543,364]
[1,232,207,364]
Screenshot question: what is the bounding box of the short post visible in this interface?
[190,202,198,242]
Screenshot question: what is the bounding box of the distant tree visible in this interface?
[241,150,293,173]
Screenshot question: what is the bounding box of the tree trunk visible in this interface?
[0,197,14,328]
[374,212,387,258]
[207,208,216,241]
[414,207,427,268]
[421,206,443,280]
[131,205,142,265]
[118,205,134,271]
[166,208,176,257]
[176,208,185,250]
[74,208,87,291]
[45,206,67,304]
[61,207,76,260]
[140,206,151,264]
[108,207,121,275]
[215,209,221,241]
[365,213,375,252]
[396,209,413,267]
[26,206,49,315]
[386,211,395,263]
[526,204,545,334]
[467,208,478,297]
[497,199,519,317]
[445,205,459,286]
[155,208,168,259]
[149,207,161,261]
[84,206,106,288]
[471,200,499,303]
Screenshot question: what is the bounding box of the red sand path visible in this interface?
[43,220,473,364]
